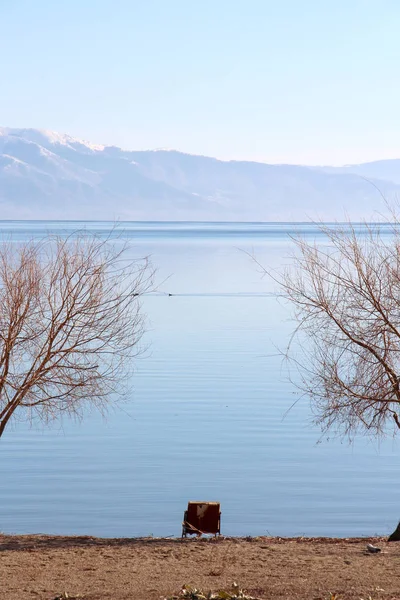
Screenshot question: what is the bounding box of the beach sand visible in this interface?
[1,534,399,600]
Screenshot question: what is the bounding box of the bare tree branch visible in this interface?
[0,234,153,439]
[266,220,400,439]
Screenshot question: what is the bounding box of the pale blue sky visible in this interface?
[1,0,399,165]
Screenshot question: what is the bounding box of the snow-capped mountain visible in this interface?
[0,127,398,220]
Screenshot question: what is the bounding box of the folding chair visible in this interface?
[182,501,221,537]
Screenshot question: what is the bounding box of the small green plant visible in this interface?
[165,582,260,600]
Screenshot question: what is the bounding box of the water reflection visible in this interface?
[0,222,398,538]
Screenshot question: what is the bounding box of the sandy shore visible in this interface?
[1,534,399,600]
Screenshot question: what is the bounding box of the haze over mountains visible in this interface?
[0,127,399,221]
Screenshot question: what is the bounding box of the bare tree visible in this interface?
[0,234,153,439]
[275,221,400,439]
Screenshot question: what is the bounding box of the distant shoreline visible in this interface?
[0,533,389,546]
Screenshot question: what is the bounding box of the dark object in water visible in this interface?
[366,543,381,553]
[388,521,400,541]
[182,501,221,537]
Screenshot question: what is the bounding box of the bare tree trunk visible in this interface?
[388,522,400,541]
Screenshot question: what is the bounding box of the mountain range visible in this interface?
[0,127,399,221]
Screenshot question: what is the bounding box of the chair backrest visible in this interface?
[185,501,220,534]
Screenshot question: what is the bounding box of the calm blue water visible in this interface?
[0,221,399,538]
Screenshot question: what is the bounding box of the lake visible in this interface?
[0,221,399,538]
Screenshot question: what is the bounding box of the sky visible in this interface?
[0,0,399,165]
